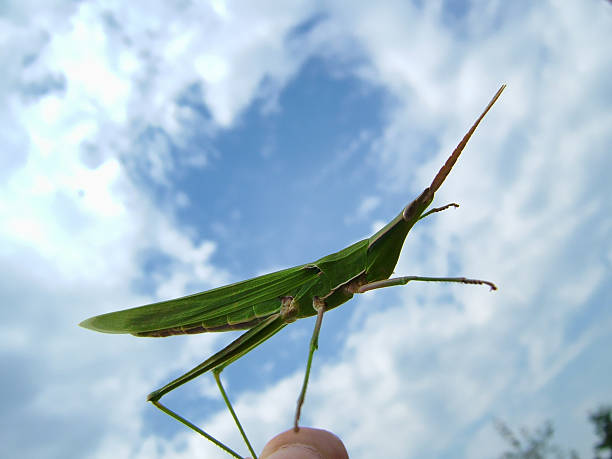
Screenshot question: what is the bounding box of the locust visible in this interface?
[80,84,505,458]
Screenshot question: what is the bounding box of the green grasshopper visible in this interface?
[80,85,505,458]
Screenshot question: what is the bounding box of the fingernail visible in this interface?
[266,443,323,459]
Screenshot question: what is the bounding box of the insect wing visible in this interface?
[79,264,320,334]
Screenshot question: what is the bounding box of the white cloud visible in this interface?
[192,2,610,458]
[344,195,380,224]
[355,195,380,217]
[1,1,610,459]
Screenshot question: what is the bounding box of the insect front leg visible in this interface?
[293,296,326,432]
[418,202,459,221]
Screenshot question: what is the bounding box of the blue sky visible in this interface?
[1,1,611,458]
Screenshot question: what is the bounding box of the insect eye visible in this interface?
[402,188,431,221]
[402,202,416,220]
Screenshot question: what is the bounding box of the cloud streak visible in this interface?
[1,1,610,458]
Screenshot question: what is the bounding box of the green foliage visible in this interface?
[495,405,612,459]
[590,406,612,459]
[494,419,579,459]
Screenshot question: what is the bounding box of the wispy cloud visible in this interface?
[1,1,610,458]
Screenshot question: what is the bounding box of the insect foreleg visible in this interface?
[418,202,459,221]
[293,296,326,432]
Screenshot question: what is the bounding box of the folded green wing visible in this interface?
[79,264,320,335]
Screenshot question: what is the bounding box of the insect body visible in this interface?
[80,85,505,458]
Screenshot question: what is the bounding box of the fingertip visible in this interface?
[260,427,348,459]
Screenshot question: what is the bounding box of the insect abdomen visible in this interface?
[133,315,271,336]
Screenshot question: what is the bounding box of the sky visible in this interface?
[1,1,611,458]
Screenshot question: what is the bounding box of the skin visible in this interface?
[257,428,349,459]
